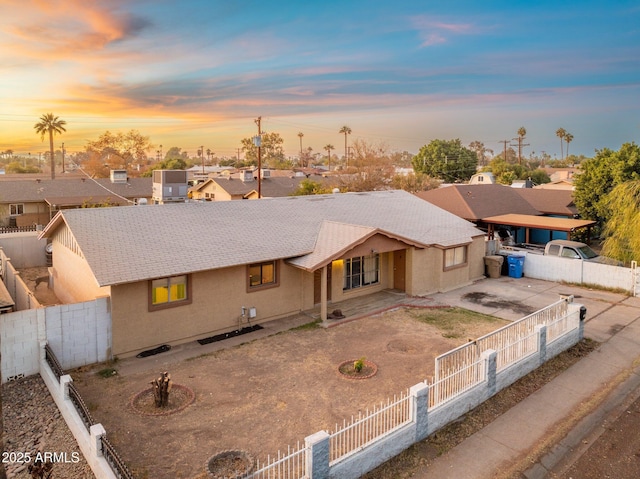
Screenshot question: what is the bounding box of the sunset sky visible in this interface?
[1,0,639,160]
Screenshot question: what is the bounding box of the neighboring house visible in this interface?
[39,190,486,358]
[415,184,585,244]
[191,171,332,201]
[514,189,577,217]
[534,179,574,190]
[469,172,496,185]
[0,174,152,228]
[416,184,540,225]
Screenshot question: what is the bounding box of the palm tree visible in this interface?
[564,133,574,158]
[339,125,352,167]
[516,127,527,164]
[555,128,567,160]
[34,113,66,180]
[297,132,304,164]
[324,144,334,171]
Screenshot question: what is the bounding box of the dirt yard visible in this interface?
[72,307,507,479]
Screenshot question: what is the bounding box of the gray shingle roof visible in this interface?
[0,177,151,203]
[42,190,483,286]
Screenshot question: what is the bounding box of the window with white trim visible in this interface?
[343,254,379,291]
[9,204,24,216]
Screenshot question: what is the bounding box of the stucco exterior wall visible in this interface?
[50,239,109,304]
[110,260,315,357]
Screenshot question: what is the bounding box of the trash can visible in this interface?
[484,255,504,279]
[507,255,525,278]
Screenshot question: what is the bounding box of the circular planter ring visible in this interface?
[206,450,254,479]
[337,359,378,380]
[130,384,195,416]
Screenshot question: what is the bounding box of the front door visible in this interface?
[393,250,406,291]
[313,263,332,304]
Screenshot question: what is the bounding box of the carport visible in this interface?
[483,214,597,244]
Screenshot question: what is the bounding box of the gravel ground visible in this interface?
[2,375,95,479]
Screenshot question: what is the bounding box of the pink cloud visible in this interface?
[410,15,475,47]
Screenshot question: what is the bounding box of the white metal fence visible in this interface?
[435,298,571,379]
[247,443,306,479]
[329,391,412,464]
[428,357,486,409]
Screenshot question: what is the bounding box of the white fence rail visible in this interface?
[329,391,412,464]
[247,443,306,479]
[428,358,486,409]
[435,298,570,380]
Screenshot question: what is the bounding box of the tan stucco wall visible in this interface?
[50,239,109,304]
[405,236,486,295]
[329,253,391,304]
[110,260,315,357]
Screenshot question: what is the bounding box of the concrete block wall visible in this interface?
[1,309,44,381]
[40,363,118,479]
[1,297,112,384]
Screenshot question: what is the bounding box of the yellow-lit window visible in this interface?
[150,275,189,308]
[248,261,278,289]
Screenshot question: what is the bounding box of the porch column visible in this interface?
[320,264,328,322]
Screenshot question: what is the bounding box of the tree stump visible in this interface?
[150,371,173,408]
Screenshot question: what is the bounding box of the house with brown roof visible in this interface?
[0,174,152,228]
[39,190,485,357]
[190,170,332,201]
[416,184,582,244]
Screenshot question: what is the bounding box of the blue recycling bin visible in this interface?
[507,255,525,278]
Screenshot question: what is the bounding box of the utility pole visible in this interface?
[254,116,262,198]
[511,137,530,165]
[61,142,65,173]
[199,145,205,175]
[499,140,509,163]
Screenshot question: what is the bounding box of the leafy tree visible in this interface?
[240,132,285,168]
[34,113,66,180]
[337,139,395,191]
[390,172,439,193]
[601,180,640,264]
[164,147,189,161]
[5,161,40,174]
[573,142,640,223]
[468,141,493,167]
[290,179,335,196]
[86,130,153,173]
[142,158,187,177]
[412,139,477,182]
[527,169,551,186]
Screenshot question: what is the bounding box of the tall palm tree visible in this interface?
[339,125,352,167]
[297,132,304,164]
[555,128,567,160]
[516,127,527,164]
[564,133,574,158]
[324,144,334,171]
[34,113,66,180]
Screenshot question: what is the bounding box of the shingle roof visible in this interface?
[41,190,483,286]
[514,189,577,216]
[415,184,541,221]
[0,177,152,203]
[212,176,331,198]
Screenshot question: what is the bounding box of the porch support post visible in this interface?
[320,264,328,322]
